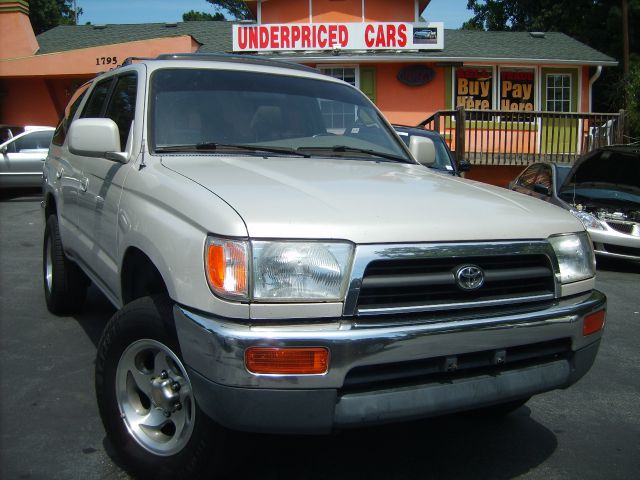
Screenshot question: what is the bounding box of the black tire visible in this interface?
[43,215,88,314]
[95,295,224,480]
[464,397,531,417]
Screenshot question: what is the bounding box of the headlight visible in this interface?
[570,210,606,231]
[253,241,353,302]
[204,237,353,302]
[548,232,595,284]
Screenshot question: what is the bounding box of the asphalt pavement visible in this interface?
[1,189,639,480]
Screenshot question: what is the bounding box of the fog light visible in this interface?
[245,347,329,375]
[583,310,606,336]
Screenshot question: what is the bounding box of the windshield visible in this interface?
[149,68,411,162]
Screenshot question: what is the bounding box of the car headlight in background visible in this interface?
[205,237,353,302]
[570,210,606,231]
[548,232,595,284]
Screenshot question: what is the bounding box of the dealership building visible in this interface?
[0,0,617,184]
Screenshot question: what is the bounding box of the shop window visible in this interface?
[318,66,359,130]
[454,66,493,111]
[500,68,535,112]
[546,74,571,112]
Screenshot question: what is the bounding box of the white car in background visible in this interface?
[0,126,55,188]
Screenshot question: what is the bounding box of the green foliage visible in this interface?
[182,10,225,21]
[204,0,253,20]
[623,62,640,141]
[29,0,82,34]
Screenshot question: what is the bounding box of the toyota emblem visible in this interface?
[455,265,485,290]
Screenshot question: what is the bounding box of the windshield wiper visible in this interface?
[298,145,409,163]
[155,142,310,157]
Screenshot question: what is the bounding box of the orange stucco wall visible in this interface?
[374,63,447,125]
[1,78,63,126]
[261,0,310,23]
[0,11,39,59]
[313,0,362,22]
[259,0,416,23]
[365,0,415,21]
[0,36,199,126]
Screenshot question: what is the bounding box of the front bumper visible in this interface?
[175,290,606,434]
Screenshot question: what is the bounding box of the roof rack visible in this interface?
[122,57,155,66]
[153,53,318,73]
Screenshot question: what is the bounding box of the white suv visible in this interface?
[42,54,606,478]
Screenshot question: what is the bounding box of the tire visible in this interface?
[95,295,224,479]
[465,397,531,417]
[43,215,88,314]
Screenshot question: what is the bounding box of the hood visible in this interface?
[559,148,640,212]
[161,155,583,243]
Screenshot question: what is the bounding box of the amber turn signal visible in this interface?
[245,347,329,375]
[583,310,606,336]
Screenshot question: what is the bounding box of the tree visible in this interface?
[204,0,252,20]
[463,0,640,140]
[29,0,82,35]
[182,10,225,21]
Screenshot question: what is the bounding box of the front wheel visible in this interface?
[95,296,223,479]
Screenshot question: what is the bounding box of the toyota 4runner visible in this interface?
[42,54,606,478]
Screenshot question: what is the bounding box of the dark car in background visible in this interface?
[393,125,470,176]
[509,145,640,262]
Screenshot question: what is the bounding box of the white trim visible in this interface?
[264,54,616,67]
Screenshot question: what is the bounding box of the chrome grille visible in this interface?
[358,254,554,311]
[344,241,559,317]
[606,221,637,236]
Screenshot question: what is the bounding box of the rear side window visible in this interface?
[517,165,541,188]
[12,130,54,152]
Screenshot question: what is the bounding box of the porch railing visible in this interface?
[417,107,625,165]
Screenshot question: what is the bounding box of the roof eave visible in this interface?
[256,52,618,67]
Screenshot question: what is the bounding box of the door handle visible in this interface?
[80,177,89,192]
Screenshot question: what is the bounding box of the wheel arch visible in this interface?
[120,246,171,306]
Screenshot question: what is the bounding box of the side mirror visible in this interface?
[533,183,551,196]
[68,118,128,163]
[0,145,7,154]
[409,135,436,167]
[458,160,471,172]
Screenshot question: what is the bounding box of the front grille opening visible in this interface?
[341,338,571,393]
[357,254,555,311]
[602,243,640,257]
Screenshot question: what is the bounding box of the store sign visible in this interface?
[500,70,535,111]
[455,67,493,110]
[397,65,436,86]
[232,22,444,52]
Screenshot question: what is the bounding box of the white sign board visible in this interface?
[232,22,444,52]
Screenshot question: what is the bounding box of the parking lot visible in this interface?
[1,189,639,480]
